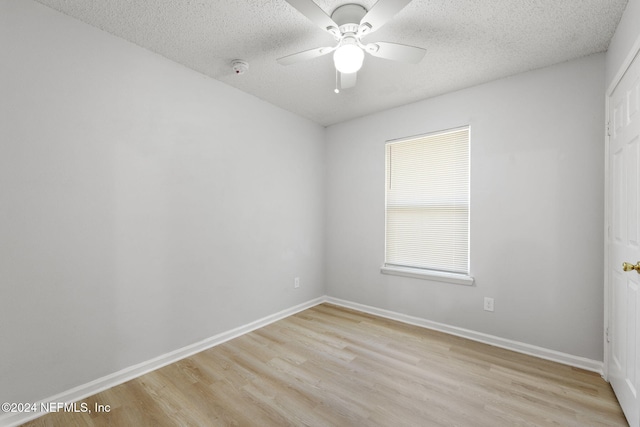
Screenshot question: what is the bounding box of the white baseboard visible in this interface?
[0,297,325,427]
[324,296,604,374]
[1,294,604,427]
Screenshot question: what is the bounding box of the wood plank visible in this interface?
[22,303,627,426]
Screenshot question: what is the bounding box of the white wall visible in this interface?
[0,0,325,404]
[325,54,606,361]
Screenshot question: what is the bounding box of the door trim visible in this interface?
[604,34,640,382]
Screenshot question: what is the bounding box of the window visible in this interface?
[382,126,472,285]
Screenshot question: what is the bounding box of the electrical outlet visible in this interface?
[484,297,494,312]
[294,277,300,289]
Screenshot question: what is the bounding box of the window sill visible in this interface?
[380,265,475,286]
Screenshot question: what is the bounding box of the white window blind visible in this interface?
[385,127,470,275]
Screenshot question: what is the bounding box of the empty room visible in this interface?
[2,0,640,425]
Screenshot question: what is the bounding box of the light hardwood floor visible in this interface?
[23,303,627,426]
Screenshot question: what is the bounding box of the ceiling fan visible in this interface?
[277,0,426,92]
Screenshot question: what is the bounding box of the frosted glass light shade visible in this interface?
[333,44,364,74]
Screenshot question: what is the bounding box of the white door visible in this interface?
[608,49,640,427]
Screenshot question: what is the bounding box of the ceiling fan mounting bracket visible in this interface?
[330,3,367,35]
[364,43,379,53]
[325,26,341,38]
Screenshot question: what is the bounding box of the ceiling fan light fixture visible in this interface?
[333,42,364,74]
[279,0,427,91]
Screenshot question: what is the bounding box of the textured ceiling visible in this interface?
[34,0,628,126]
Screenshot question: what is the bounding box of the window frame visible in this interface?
[380,126,474,286]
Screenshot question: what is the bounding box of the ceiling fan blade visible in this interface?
[285,0,340,36]
[277,46,335,65]
[359,0,412,34]
[340,72,357,89]
[366,42,425,64]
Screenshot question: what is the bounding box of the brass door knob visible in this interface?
[622,261,640,274]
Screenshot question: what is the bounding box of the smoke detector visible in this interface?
[231,60,249,75]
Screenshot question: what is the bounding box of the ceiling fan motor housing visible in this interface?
[331,4,367,34]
